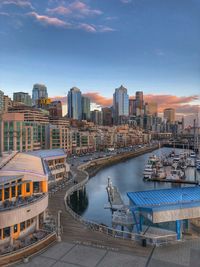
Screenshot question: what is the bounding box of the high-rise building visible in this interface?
[164,108,175,123]
[135,91,144,116]
[0,90,4,113]
[91,110,103,125]
[82,96,91,120]
[32,84,48,106]
[102,107,112,126]
[67,87,82,120]
[13,92,32,106]
[129,99,136,116]
[113,85,129,124]
[49,100,62,118]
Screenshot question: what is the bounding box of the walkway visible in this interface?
[17,239,200,267]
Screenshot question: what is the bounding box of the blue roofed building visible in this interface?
[127,186,200,240]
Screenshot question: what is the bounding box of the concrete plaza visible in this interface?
[17,239,200,267]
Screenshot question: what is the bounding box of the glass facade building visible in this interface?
[32,84,48,106]
[67,87,82,120]
[113,85,129,124]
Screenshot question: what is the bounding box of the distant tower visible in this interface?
[82,96,91,120]
[13,92,32,106]
[32,84,48,106]
[135,91,144,116]
[113,85,129,124]
[68,87,82,120]
[164,108,175,123]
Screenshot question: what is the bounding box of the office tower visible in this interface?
[102,107,112,126]
[67,87,82,120]
[164,108,175,123]
[146,102,158,116]
[13,92,32,106]
[135,91,144,116]
[113,85,129,124]
[0,90,4,113]
[82,96,91,120]
[32,84,48,106]
[49,100,62,118]
[91,110,103,125]
[129,99,137,116]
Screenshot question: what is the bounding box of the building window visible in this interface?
[4,187,9,200]
[3,227,10,238]
[20,222,25,231]
[0,189,2,201]
[33,182,40,193]
[26,183,30,193]
[13,224,18,233]
[11,186,15,198]
[18,185,22,196]
[27,220,31,227]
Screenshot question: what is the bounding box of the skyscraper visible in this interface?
[82,96,91,120]
[68,87,82,120]
[135,91,144,116]
[13,92,32,106]
[32,84,48,106]
[113,85,129,124]
[164,108,175,123]
[102,107,112,126]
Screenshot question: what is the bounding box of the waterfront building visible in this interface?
[102,107,112,126]
[49,101,62,118]
[113,85,129,125]
[68,87,82,120]
[26,149,70,182]
[82,96,90,120]
[128,187,200,241]
[13,92,32,106]
[0,152,48,250]
[32,84,48,106]
[164,108,175,123]
[0,91,4,114]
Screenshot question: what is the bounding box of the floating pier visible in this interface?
[106,177,124,210]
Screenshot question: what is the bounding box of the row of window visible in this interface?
[0,218,34,239]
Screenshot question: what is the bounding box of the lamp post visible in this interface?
[57,210,62,242]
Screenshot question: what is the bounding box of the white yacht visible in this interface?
[143,164,155,179]
[167,169,185,180]
[190,151,196,158]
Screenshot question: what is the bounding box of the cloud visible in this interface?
[120,0,132,3]
[83,92,112,107]
[143,94,199,113]
[47,1,102,18]
[78,23,96,32]
[28,11,69,27]
[0,0,34,9]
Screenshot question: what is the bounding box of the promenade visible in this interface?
[16,145,200,266]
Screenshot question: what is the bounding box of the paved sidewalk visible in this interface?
[17,239,200,267]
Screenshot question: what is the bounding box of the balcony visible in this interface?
[0,194,48,229]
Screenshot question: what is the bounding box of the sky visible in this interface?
[0,0,200,121]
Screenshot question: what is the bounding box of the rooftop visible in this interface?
[0,175,24,185]
[127,186,200,212]
[26,149,67,160]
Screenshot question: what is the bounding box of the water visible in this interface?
[70,147,200,227]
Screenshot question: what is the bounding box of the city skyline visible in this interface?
[0,1,200,101]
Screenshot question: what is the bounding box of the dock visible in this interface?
[146,178,199,185]
[106,177,124,210]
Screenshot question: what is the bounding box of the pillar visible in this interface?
[139,215,143,233]
[36,215,39,230]
[176,220,181,240]
[10,226,13,246]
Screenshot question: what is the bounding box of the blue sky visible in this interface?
[0,0,200,105]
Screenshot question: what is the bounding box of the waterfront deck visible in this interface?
[48,167,151,256]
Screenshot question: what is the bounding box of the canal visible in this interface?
[70,147,200,227]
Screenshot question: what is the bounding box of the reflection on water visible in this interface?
[71,148,200,227]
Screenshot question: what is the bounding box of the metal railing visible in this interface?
[63,164,177,246]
